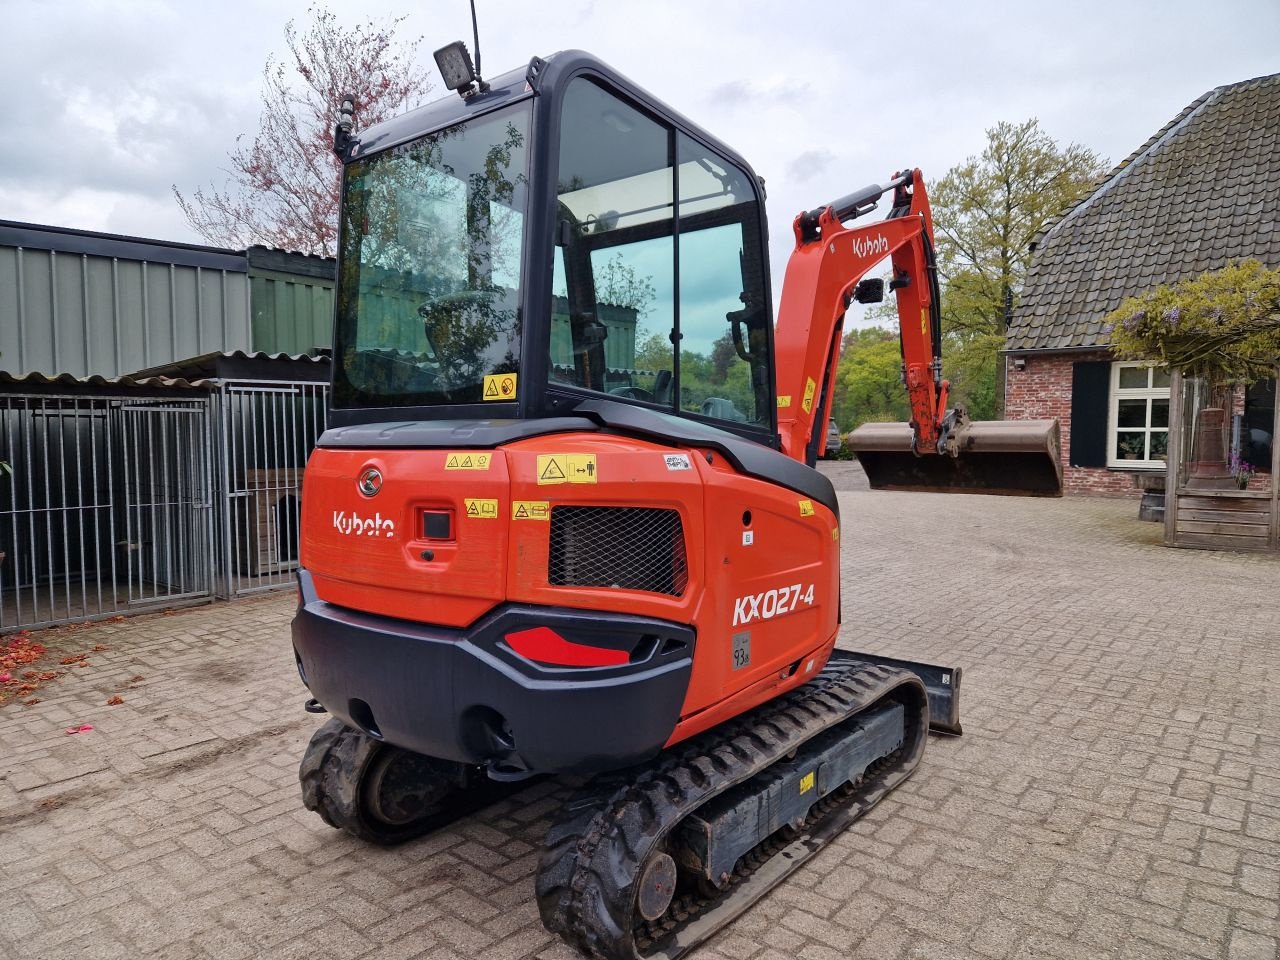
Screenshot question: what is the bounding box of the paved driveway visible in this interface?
[2,480,1278,960]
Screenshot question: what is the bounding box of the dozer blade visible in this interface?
[848,419,1063,496]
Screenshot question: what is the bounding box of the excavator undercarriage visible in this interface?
[300,652,955,959]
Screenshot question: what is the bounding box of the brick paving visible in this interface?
[2,474,1279,960]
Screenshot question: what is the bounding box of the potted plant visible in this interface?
[1229,454,1256,490]
[1118,435,1146,460]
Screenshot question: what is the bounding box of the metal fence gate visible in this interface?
[0,388,215,631]
[217,379,328,597]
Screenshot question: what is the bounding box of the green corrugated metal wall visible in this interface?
[249,271,334,356]
[0,223,252,378]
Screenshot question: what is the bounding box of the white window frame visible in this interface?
[1107,361,1170,469]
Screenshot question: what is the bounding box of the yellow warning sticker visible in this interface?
[512,500,551,521]
[799,771,815,794]
[777,395,792,408]
[463,498,499,519]
[921,307,929,340]
[482,373,518,401]
[537,454,597,485]
[444,452,492,471]
[832,527,840,542]
[798,499,815,517]
[801,377,817,414]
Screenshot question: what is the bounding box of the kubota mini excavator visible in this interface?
[292,45,1060,960]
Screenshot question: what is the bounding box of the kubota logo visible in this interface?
[333,510,395,538]
[852,234,889,259]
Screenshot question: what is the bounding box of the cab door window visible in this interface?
[549,79,771,429]
[552,78,675,402]
[675,134,771,425]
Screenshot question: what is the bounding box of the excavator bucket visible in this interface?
[848,419,1063,496]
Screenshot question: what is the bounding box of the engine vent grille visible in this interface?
[549,506,688,596]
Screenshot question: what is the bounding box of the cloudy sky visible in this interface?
[3,0,1277,294]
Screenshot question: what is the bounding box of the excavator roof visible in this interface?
[346,49,759,188]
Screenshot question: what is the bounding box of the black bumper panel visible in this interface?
[291,571,695,775]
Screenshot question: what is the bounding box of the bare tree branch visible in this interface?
[173,6,432,256]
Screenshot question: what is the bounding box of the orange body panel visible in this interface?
[300,434,841,737]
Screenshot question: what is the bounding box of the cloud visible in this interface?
[705,77,810,111]
[2,0,1278,279]
[784,150,837,185]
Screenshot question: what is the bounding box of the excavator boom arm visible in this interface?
[774,169,947,462]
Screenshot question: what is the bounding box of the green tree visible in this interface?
[931,119,1106,410]
[832,326,911,430]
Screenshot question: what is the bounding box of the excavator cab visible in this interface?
[330,52,778,447]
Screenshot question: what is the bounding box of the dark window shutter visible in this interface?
[1070,361,1111,467]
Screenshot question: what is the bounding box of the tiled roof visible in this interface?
[1007,73,1280,352]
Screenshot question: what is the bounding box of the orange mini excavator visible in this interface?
[293,44,1059,960]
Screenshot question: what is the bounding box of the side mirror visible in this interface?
[852,278,884,304]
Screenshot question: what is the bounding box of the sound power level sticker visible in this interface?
[731,631,750,670]
[464,498,499,519]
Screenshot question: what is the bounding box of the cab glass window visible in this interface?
[551,79,675,403]
[549,80,771,429]
[676,133,771,424]
[333,102,530,408]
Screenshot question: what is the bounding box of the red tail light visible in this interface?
[504,626,629,668]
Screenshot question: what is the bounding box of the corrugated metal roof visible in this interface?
[245,245,336,281]
[1008,72,1280,352]
[128,350,330,383]
[0,370,215,392]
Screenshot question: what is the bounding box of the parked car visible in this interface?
[825,418,842,457]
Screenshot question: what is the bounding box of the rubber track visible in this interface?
[299,717,529,846]
[535,660,929,960]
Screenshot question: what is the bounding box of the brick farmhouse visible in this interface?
[1004,73,1280,496]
